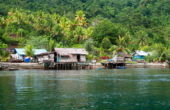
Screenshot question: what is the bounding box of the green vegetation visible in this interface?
[24,45,34,61]
[0,0,170,62]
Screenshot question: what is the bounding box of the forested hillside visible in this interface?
[0,0,170,61]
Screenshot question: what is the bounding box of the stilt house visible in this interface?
[113,52,132,63]
[36,48,88,63]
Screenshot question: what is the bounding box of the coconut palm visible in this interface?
[118,27,129,37]
[44,19,55,32]
[83,27,93,40]
[0,17,7,28]
[37,10,44,18]
[1,52,10,61]
[75,11,85,22]
[27,14,35,24]
[12,11,25,28]
[0,43,7,55]
[136,31,149,48]
[50,24,61,37]
[152,43,170,62]
[24,45,34,62]
[60,17,69,29]
[109,36,131,56]
[34,18,45,30]
[52,14,60,23]
[48,39,56,51]
[74,26,85,44]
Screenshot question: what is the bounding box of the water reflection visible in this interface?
[0,68,170,109]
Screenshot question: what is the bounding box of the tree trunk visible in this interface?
[79,35,82,44]
[29,56,31,63]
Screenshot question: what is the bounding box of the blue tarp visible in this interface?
[24,58,30,63]
[133,55,143,60]
[57,57,59,62]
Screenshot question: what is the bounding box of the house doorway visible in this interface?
[77,55,80,62]
[54,53,57,62]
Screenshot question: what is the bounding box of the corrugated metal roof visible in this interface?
[13,48,47,55]
[135,50,152,56]
[53,48,88,55]
[34,49,47,55]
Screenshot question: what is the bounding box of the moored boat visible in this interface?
[8,68,19,71]
[118,66,126,69]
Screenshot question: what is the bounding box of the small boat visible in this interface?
[118,66,126,69]
[8,68,19,71]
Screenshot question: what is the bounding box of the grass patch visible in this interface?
[124,61,138,63]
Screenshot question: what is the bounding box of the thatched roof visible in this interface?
[52,48,88,55]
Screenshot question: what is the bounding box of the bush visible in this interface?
[83,38,94,54]
[102,38,112,49]
[101,56,110,60]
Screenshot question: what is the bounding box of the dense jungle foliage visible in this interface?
[0,0,170,62]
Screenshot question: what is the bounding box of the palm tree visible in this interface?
[51,24,61,37]
[109,36,131,56]
[75,11,85,23]
[1,52,10,61]
[136,31,149,48]
[0,43,7,55]
[48,39,56,51]
[60,17,69,29]
[13,11,25,28]
[24,45,34,62]
[0,17,7,28]
[34,18,45,30]
[118,27,129,37]
[27,14,35,24]
[44,19,55,32]
[152,43,170,62]
[74,26,85,44]
[52,14,60,23]
[84,27,93,40]
[37,10,44,18]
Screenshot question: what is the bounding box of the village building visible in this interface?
[11,48,47,60]
[133,50,152,60]
[36,48,88,64]
[113,52,132,63]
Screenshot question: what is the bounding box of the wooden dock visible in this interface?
[101,62,125,69]
[43,62,94,70]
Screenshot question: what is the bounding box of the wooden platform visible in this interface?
[101,62,125,69]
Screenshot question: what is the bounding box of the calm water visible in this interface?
[0,69,170,109]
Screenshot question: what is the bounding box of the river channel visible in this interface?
[0,68,170,109]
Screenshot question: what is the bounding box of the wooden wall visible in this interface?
[37,54,54,63]
[80,55,86,62]
[37,54,86,63]
[58,55,77,63]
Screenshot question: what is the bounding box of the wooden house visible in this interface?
[117,52,132,61]
[36,48,88,63]
[113,52,132,63]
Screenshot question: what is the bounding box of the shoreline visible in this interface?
[0,62,169,70]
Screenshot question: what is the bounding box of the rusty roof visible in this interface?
[53,48,88,55]
[117,52,132,58]
[36,52,54,56]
